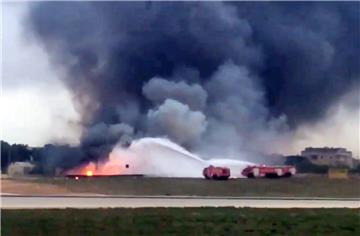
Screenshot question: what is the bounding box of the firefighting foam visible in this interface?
[67,137,254,178]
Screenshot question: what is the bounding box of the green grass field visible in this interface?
[28,175,360,198]
[2,208,359,236]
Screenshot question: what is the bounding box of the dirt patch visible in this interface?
[2,175,360,197]
[18,175,360,198]
[1,178,72,195]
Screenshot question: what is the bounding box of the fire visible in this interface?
[66,149,134,176]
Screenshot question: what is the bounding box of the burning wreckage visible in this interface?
[60,138,296,180]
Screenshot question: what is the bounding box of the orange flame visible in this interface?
[66,150,132,176]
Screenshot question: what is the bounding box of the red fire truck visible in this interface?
[241,165,296,178]
[203,165,231,180]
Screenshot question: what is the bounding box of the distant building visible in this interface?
[301,147,356,169]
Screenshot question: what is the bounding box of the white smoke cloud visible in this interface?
[147,99,207,146]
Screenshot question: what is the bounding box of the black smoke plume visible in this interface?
[26,2,359,172]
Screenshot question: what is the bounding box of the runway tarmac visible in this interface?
[2,195,359,209]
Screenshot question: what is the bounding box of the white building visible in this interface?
[301,147,356,169]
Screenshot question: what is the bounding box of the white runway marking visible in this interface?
[1,195,359,209]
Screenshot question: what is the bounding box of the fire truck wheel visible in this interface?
[283,172,292,177]
[265,173,279,178]
[212,175,218,180]
[247,173,255,178]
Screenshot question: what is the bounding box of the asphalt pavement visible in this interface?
[1,195,359,209]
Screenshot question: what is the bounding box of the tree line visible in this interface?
[1,140,359,175]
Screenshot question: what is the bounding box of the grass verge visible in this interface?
[2,208,360,236]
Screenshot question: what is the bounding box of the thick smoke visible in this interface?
[147,99,207,146]
[82,122,134,147]
[26,2,359,171]
[198,62,289,160]
[143,77,208,111]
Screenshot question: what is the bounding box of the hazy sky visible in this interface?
[288,90,359,157]
[2,2,359,156]
[2,3,81,146]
